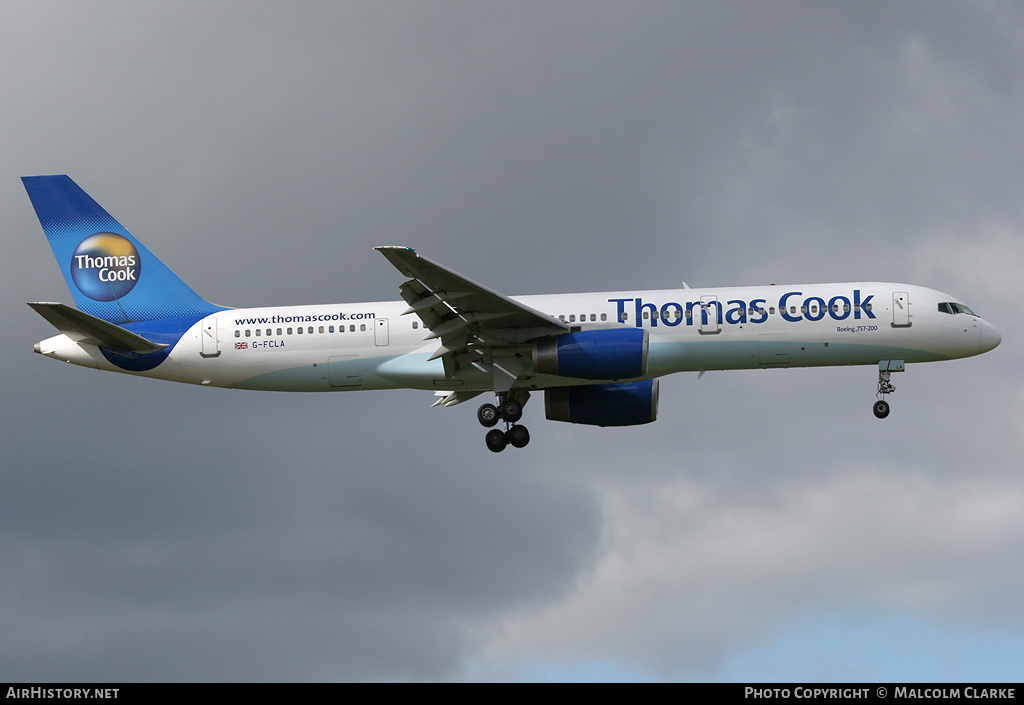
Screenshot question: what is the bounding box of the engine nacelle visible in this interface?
[544,379,660,427]
[533,328,648,380]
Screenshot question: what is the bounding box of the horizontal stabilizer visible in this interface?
[28,302,168,353]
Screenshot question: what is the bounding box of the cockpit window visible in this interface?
[938,302,978,316]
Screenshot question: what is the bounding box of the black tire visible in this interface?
[508,424,530,448]
[477,403,500,427]
[485,429,508,453]
[500,398,523,423]
[873,400,890,419]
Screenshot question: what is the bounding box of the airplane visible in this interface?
[25,175,1002,452]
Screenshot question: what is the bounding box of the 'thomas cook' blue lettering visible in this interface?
[609,290,876,328]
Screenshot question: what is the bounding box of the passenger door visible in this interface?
[200,316,220,357]
[892,292,911,327]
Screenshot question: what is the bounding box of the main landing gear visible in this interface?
[873,360,903,419]
[478,394,530,452]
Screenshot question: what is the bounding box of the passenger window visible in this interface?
[329,326,334,333]
[256,329,261,336]
[245,329,251,337]
[350,325,355,332]
[360,324,366,331]
[569,315,576,322]
[319,326,325,334]
[412,321,418,329]
[234,330,240,338]
[277,329,282,336]
[287,328,293,335]
[601,313,607,321]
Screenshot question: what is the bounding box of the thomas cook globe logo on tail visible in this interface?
[69,233,142,302]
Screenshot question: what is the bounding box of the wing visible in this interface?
[375,247,568,390]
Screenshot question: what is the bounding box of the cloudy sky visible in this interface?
[2,1,1022,682]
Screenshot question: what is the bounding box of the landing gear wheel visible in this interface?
[485,429,508,453]
[500,398,523,423]
[508,424,531,448]
[873,400,890,419]
[477,403,500,428]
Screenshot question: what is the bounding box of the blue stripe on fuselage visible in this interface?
[99,314,204,371]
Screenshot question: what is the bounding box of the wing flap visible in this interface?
[431,390,484,407]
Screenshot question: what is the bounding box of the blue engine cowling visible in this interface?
[544,379,660,426]
[533,328,648,380]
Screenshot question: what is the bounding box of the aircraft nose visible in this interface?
[980,321,1001,353]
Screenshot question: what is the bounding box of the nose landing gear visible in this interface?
[479,393,530,452]
[873,360,903,419]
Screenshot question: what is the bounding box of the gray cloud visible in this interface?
[2,0,1022,681]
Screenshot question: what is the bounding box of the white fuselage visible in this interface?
[35,282,1001,394]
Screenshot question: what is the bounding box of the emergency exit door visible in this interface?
[375,318,389,346]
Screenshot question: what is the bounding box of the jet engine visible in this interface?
[532,328,648,380]
[544,379,660,426]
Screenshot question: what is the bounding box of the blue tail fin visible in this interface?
[23,175,226,324]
